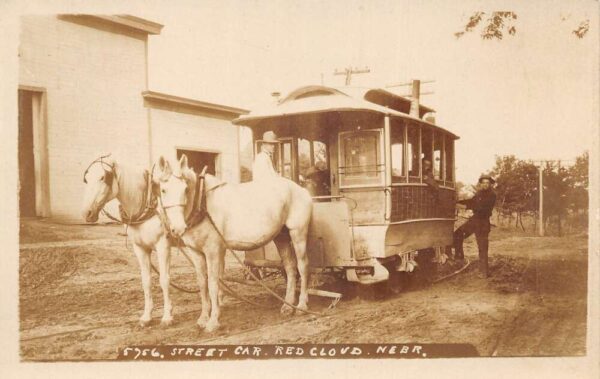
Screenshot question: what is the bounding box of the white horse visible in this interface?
[81,154,206,327]
[155,154,313,332]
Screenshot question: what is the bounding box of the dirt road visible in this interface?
[19,219,588,360]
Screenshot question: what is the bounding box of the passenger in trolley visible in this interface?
[422,157,439,200]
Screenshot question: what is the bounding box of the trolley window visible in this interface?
[338,129,384,187]
[314,141,328,170]
[390,119,405,182]
[282,141,292,179]
[433,130,443,181]
[298,138,311,180]
[299,138,329,179]
[407,124,420,182]
[445,135,454,185]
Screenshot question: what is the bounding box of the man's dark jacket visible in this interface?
[458,189,497,219]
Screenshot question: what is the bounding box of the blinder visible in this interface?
[104,169,114,187]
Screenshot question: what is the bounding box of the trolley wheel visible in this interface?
[387,270,411,294]
[413,248,436,287]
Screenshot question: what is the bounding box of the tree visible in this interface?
[489,155,538,230]
[455,11,590,40]
[539,161,570,235]
[566,151,589,214]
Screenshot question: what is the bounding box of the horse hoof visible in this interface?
[160,318,173,328]
[196,317,209,329]
[296,303,308,313]
[139,319,151,328]
[205,321,220,333]
[280,304,294,316]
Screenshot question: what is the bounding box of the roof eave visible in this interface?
[90,15,164,35]
[143,90,249,120]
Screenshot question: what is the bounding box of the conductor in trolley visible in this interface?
[453,174,497,278]
[252,131,279,181]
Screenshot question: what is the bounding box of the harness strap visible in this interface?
[185,173,205,228]
[97,166,158,226]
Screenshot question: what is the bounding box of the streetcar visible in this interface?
[232,84,458,285]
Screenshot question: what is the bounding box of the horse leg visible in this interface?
[133,243,153,327]
[290,226,309,312]
[204,245,223,332]
[274,233,297,315]
[156,238,173,327]
[218,253,226,306]
[185,248,211,329]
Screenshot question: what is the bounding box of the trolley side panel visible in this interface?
[307,201,353,267]
[383,219,455,257]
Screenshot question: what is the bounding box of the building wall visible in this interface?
[19,16,150,219]
[150,108,240,184]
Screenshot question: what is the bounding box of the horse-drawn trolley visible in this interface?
[233,85,458,285]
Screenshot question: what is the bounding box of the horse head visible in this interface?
[154,154,197,237]
[81,154,118,222]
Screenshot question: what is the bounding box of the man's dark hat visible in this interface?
[478,174,496,184]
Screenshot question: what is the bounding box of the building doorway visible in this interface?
[18,88,49,218]
[176,149,219,177]
[19,90,36,217]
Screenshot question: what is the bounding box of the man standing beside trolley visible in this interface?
[453,174,497,278]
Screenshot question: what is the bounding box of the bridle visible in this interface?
[83,154,115,187]
[83,154,157,225]
[157,166,209,236]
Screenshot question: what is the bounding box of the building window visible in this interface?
[176,149,219,177]
[390,119,405,182]
[339,129,384,187]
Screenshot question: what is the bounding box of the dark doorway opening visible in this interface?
[176,149,218,177]
[19,90,36,217]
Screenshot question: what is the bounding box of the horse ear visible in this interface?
[157,156,172,178]
[179,154,189,170]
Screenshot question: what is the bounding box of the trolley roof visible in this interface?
[233,85,458,139]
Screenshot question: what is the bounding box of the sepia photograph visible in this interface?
[1,0,599,377]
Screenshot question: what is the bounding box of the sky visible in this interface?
[136,0,598,184]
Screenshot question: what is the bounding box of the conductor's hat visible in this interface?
[478,174,496,184]
[262,131,278,143]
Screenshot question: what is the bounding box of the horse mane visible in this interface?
[114,161,151,219]
[178,165,198,220]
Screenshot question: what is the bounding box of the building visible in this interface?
[18,15,247,221]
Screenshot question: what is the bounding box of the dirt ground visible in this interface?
[19,218,588,360]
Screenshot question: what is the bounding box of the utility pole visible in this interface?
[409,79,420,118]
[538,163,544,237]
[334,66,370,86]
[535,158,574,236]
[386,79,435,97]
